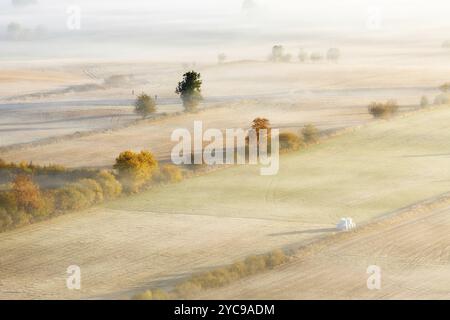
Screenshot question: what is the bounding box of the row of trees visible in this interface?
[134,71,203,118]
[270,45,341,63]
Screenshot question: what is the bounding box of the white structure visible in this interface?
[336,217,356,231]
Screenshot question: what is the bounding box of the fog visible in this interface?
[1,0,450,61]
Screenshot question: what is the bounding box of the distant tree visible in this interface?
[270,45,285,62]
[175,71,203,112]
[310,52,324,62]
[113,150,158,193]
[270,45,292,63]
[301,124,320,144]
[326,48,341,62]
[298,49,308,62]
[134,93,156,118]
[217,53,227,64]
[420,96,429,108]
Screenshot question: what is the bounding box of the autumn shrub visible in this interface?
[54,185,90,211]
[279,132,304,152]
[12,175,44,215]
[114,150,159,193]
[157,164,183,183]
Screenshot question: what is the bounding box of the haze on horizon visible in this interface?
[1,0,450,61]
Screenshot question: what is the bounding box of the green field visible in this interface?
[109,106,450,225]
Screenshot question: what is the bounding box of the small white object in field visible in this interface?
[337,217,356,231]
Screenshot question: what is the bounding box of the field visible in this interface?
[1,105,450,299]
[196,204,450,299]
[1,56,448,167]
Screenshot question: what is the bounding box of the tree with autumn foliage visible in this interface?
[251,117,271,141]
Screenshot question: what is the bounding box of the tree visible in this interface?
[134,93,156,118]
[298,49,308,62]
[310,52,323,62]
[175,71,203,112]
[113,150,158,193]
[251,118,271,142]
[326,48,341,62]
[12,174,43,215]
[270,45,292,63]
[420,96,429,108]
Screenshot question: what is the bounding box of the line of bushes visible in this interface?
[0,152,185,233]
[278,123,320,153]
[133,249,288,300]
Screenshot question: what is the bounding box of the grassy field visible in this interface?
[110,105,450,225]
[197,204,450,300]
[1,105,450,299]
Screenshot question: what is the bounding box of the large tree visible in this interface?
[175,71,203,112]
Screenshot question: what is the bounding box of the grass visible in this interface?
[108,105,450,225]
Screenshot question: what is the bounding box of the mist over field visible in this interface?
[1,0,450,302]
[1,0,450,61]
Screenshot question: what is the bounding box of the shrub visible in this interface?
[94,170,122,199]
[114,150,158,193]
[368,100,399,118]
[0,190,18,214]
[175,281,202,298]
[74,179,104,204]
[279,132,303,152]
[244,255,267,274]
[12,175,44,215]
[158,164,183,183]
[134,93,156,118]
[0,208,13,231]
[301,124,320,144]
[54,185,90,211]
[264,249,287,268]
